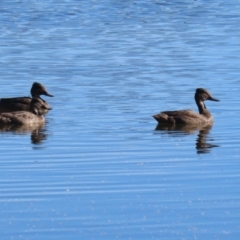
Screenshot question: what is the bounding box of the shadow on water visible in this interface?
[0,123,48,145]
[155,124,219,154]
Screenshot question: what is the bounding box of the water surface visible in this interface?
[1,0,240,239]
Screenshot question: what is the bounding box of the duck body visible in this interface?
[153,88,219,126]
[0,111,45,125]
[0,98,45,126]
[0,96,50,113]
[0,82,53,114]
[153,109,213,126]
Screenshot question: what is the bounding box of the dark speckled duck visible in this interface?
[153,88,220,126]
[0,82,53,114]
[0,97,45,125]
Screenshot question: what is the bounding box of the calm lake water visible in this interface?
[1,0,240,239]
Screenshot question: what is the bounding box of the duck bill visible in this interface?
[43,91,54,97]
[208,96,220,102]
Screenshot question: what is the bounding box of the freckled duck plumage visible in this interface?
[153,88,219,126]
[0,97,45,125]
[0,82,53,114]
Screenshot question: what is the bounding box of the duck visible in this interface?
[0,97,45,125]
[153,88,219,126]
[0,82,53,114]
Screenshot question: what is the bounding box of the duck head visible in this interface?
[195,88,219,103]
[194,88,219,113]
[31,82,54,98]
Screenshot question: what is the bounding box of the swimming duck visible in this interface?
[153,88,219,126]
[0,97,45,125]
[0,82,53,114]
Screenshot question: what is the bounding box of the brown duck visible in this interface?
[0,82,53,114]
[153,88,219,126]
[0,97,45,125]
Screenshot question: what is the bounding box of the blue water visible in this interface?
[1,0,240,239]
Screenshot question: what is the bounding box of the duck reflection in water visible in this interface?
[0,122,48,145]
[31,128,48,145]
[155,124,219,154]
